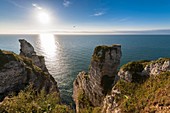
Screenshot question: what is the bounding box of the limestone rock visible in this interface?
[73,44,122,112]
[19,39,48,72]
[0,40,59,101]
[19,39,36,57]
[117,69,132,82]
[142,58,170,76]
[118,58,170,83]
[117,61,145,83]
[102,88,121,113]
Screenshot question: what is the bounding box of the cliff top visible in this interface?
[0,50,33,70]
[92,44,121,62]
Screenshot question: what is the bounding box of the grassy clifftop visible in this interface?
[114,72,170,113]
[0,50,41,73]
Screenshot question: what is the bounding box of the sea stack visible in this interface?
[73,44,122,112]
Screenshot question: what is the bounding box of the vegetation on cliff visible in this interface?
[0,50,30,69]
[120,60,150,83]
[114,71,170,113]
[121,60,150,72]
[0,50,43,75]
[0,85,73,113]
[92,44,121,62]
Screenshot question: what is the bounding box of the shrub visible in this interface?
[0,85,73,113]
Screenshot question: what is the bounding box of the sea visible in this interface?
[0,34,170,104]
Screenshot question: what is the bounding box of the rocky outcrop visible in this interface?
[102,58,170,113]
[117,61,148,83]
[19,39,48,72]
[117,58,170,82]
[0,39,59,101]
[142,58,170,76]
[102,88,121,113]
[73,44,122,112]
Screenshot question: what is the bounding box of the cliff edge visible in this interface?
[102,58,170,113]
[0,39,59,101]
[73,44,122,112]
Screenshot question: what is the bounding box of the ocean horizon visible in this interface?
[1,34,170,104]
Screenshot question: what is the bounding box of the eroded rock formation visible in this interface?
[0,39,59,101]
[73,44,122,112]
[102,58,170,113]
[19,39,48,72]
[118,58,170,82]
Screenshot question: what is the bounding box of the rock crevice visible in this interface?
[73,44,122,112]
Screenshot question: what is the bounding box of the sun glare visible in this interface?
[39,34,57,58]
[37,11,50,24]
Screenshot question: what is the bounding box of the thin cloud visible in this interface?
[93,11,105,16]
[92,8,107,16]
[6,0,28,9]
[32,3,42,10]
[63,0,71,7]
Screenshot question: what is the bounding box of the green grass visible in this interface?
[79,107,101,113]
[78,90,102,113]
[0,50,33,69]
[114,71,170,113]
[0,50,18,69]
[0,87,100,113]
[92,45,119,62]
[78,90,92,108]
[0,50,49,78]
[121,60,150,72]
[120,60,150,83]
[0,85,73,113]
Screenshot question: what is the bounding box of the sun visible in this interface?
[37,11,50,24]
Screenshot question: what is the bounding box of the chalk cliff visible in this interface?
[73,45,122,112]
[0,39,59,101]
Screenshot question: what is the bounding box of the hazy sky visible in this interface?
[0,0,170,33]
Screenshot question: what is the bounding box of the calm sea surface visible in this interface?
[0,34,170,103]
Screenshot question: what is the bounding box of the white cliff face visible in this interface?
[102,89,121,113]
[117,59,170,83]
[142,60,170,76]
[19,39,36,57]
[117,70,132,82]
[0,40,59,101]
[73,44,122,112]
[19,39,48,72]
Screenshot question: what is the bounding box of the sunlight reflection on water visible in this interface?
[39,33,57,59]
[38,34,69,88]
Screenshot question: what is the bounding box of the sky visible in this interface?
[0,0,170,34]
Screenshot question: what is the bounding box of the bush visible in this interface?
[0,85,73,113]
